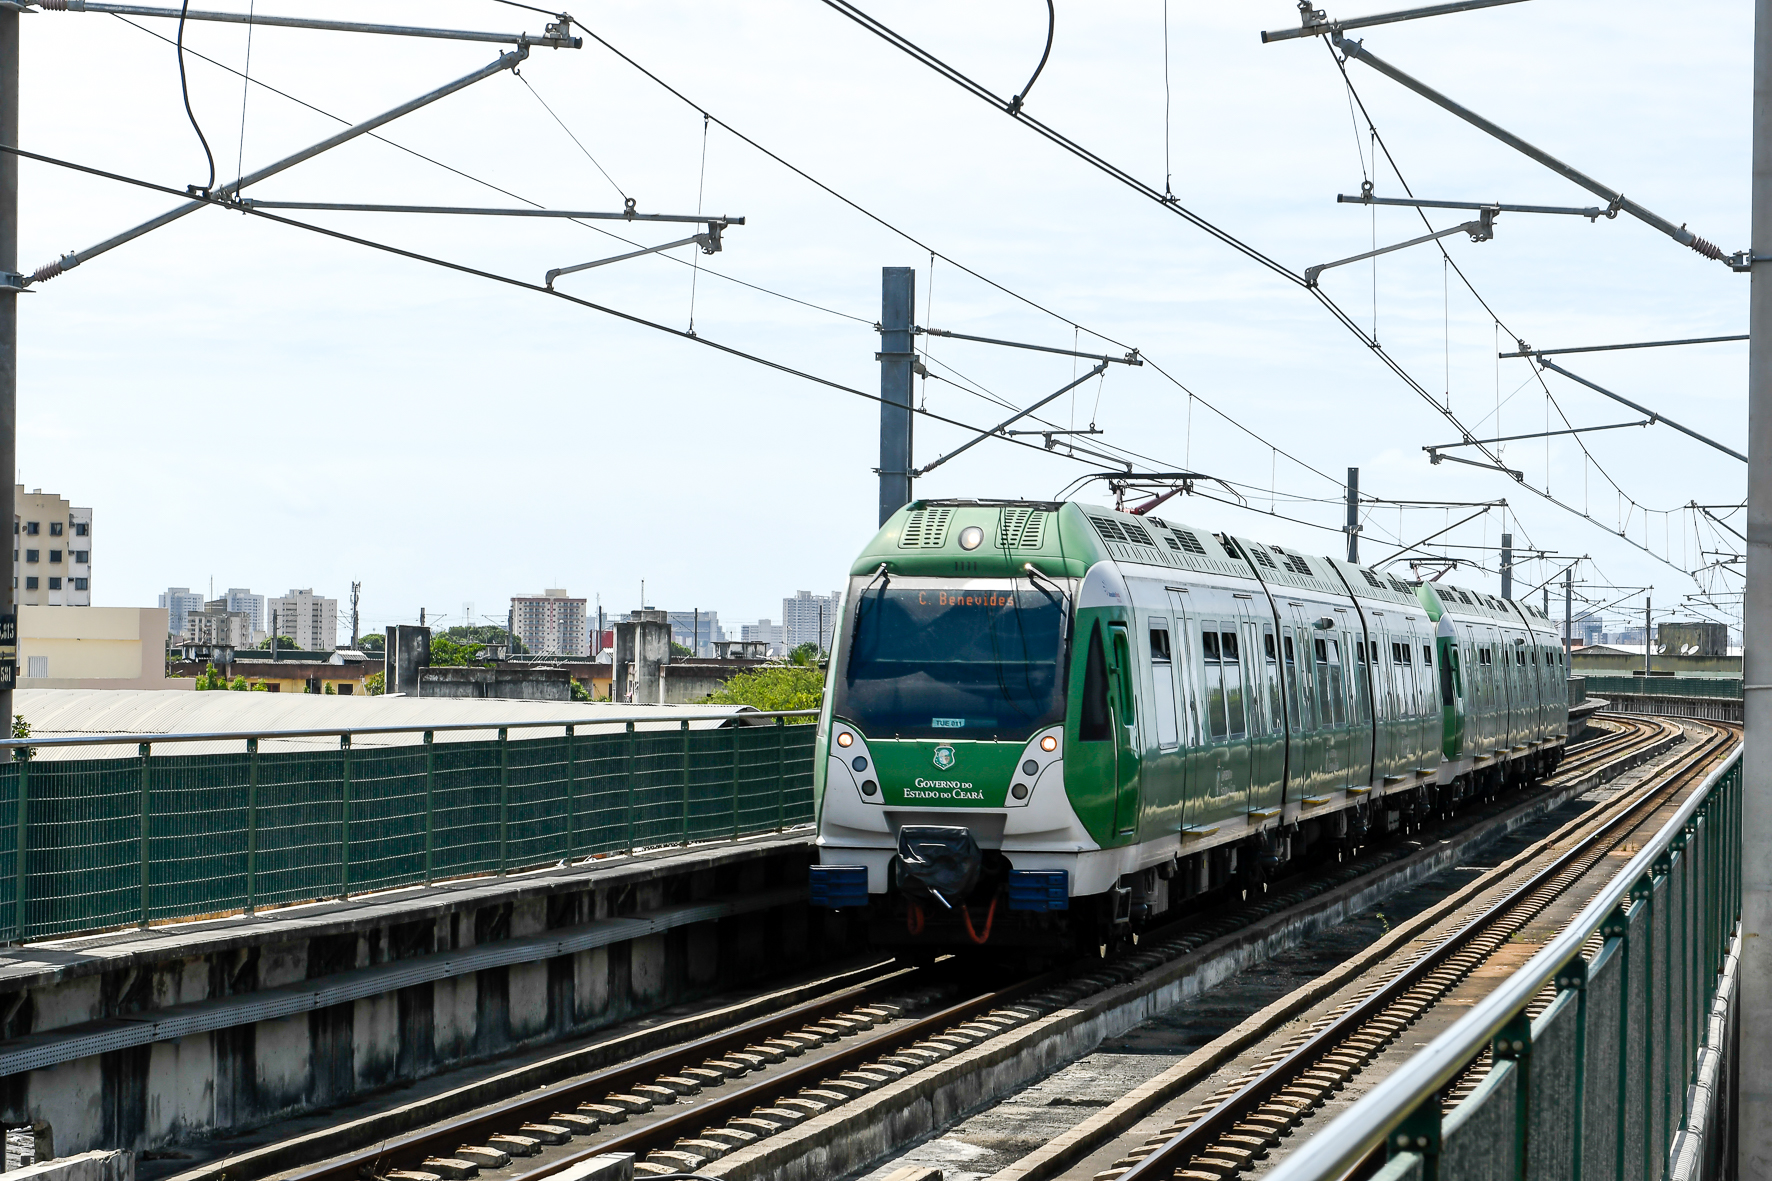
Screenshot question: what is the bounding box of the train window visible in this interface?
[1516,648,1526,665]
[1352,637,1371,723]
[1440,647,1456,707]
[1149,622,1179,750]
[1264,632,1277,660]
[1422,645,1433,666]
[1326,639,1346,726]
[1263,625,1282,735]
[1202,630,1221,661]
[1222,632,1246,739]
[1080,624,1112,742]
[1312,639,1332,728]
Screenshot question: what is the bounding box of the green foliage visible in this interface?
[429,634,491,667]
[11,714,28,739]
[194,663,228,691]
[671,641,694,657]
[254,635,298,650]
[228,675,248,691]
[250,680,268,692]
[357,633,385,653]
[704,665,823,718]
[570,677,592,702]
[788,641,824,667]
[364,670,386,696]
[324,681,337,695]
[438,624,526,654]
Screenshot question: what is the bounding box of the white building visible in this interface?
[740,618,784,655]
[512,589,588,656]
[782,590,841,653]
[267,588,338,651]
[662,609,723,655]
[159,587,205,637]
[15,488,92,607]
[183,601,255,649]
[225,588,266,635]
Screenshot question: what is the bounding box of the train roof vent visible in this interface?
[1388,576,1413,595]
[1218,535,1244,561]
[1089,514,1127,544]
[1173,529,1209,556]
[1361,569,1386,590]
[1250,546,1277,569]
[898,506,953,548]
[997,507,1046,549]
[1272,546,1312,576]
[1120,519,1156,547]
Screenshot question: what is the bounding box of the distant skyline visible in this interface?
[18,1,1746,631]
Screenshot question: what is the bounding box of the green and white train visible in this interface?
[809,499,1569,951]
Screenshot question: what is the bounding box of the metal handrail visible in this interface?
[0,708,821,750]
[1262,742,1742,1181]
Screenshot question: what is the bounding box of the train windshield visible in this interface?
[836,578,1069,740]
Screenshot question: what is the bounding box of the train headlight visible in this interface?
[836,731,854,748]
[1011,783,1029,800]
[1040,735,1058,752]
[852,756,868,772]
[958,526,984,550]
[1022,759,1039,776]
[861,780,879,796]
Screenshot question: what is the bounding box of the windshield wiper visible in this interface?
[846,563,890,667]
[1023,563,1072,643]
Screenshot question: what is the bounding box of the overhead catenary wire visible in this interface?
[175,0,216,193]
[515,69,629,202]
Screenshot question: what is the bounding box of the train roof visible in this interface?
[856,500,1542,622]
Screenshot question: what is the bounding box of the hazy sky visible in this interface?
[15,0,1748,637]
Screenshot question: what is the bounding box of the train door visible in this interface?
[1168,589,1203,833]
[1240,606,1282,808]
[1371,622,1396,779]
[1144,612,1186,836]
[1281,604,1322,798]
[1106,621,1142,837]
[1312,631,1348,785]
[1352,633,1376,786]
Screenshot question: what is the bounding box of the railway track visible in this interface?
[1095,719,1739,1181]
[214,718,1677,1181]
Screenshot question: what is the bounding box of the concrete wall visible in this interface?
[659,659,776,705]
[388,625,430,696]
[19,607,189,691]
[1570,650,1743,675]
[612,618,671,704]
[419,666,572,701]
[0,841,846,1160]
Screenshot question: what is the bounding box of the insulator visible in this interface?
[38,0,74,10]
[1687,233,1726,262]
[29,255,71,285]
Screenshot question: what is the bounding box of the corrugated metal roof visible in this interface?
[12,690,769,761]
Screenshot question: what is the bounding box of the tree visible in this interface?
[704,666,822,718]
[788,642,823,667]
[570,677,592,702]
[228,675,248,691]
[439,624,526,654]
[671,641,694,658]
[364,670,386,696]
[357,633,385,653]
[254,635,298,650]
[429,634,490,667]
[194,663,227,691]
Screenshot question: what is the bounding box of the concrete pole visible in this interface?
[1563,566,1572,661]
[1644,596,1652,677]
[1743,0,1772,1150]
[1500,533,1513,599]
[1345,467,1360,564]
[0,6,17,732]
[878,267,915,526]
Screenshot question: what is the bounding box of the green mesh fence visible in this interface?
[0,720,815,944]
[1581,674,1743,699]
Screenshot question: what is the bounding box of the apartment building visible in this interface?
[183,600,257,649]
[267,589,339,651]
[782,590,841,653]
[225,588,266,635]
[159,587,205,637]
[511,589,588,657]
[14,488,92,607]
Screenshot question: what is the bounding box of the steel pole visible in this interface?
[1500,532,1513,599]
[1346,467,1359,564]
[0,4,15,735]
[877,267,915,525]
[1645,596,1652,677]
[1563,567,1572,661]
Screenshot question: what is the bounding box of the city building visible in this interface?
[19,605,187,690]
[782,590,841,653]
[225,588,266,635]
[511,589,589,657]
[14,487,92,607]
[664,609,724,655]
[740,618,784,655]
[183,599,258,650]
[159,587,205,637]
[267,589,339,651]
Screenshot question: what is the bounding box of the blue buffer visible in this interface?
[809,865,870,909]
[1007,869,1070,912]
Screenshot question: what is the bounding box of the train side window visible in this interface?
[1080,623,1112,741]
[1422,645,1433,666]
[1440,646,1456,707]
[1221,630,1246,739]
[1283,633,1305,732]
[1312,638,1331,727]
[1353,636,1372,723]
[1150,620,1179,749]
[1202,622,1228,740]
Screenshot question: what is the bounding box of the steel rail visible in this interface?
[281,962,920,1181]
[1120,719,1734,1180]
[0,709,818,751]
[1263,725,1742,1181]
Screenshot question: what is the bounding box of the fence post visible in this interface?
[246,738,258,916]
[775,716,786,831]
[624,721,636,854]
[423,730,435,886]
[13,747,26,942]
[680,719,691,846]
[138,742,151,928]
[498,727,509,876]
[565,724,576,863]
[340,733,353,900]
